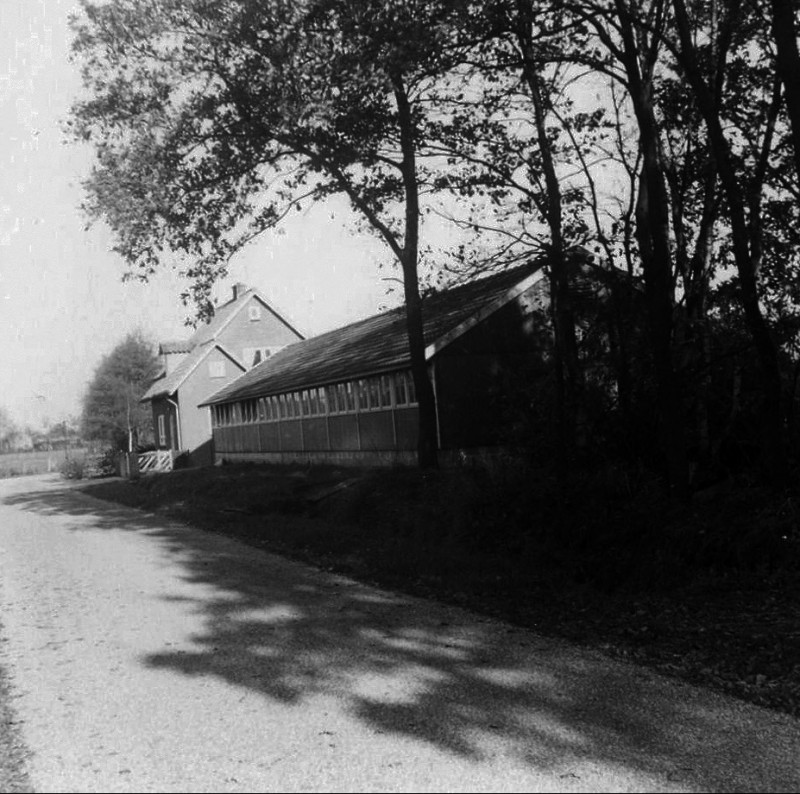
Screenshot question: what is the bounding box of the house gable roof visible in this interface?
[141,342,245,401]
[143,286,302,402]
[189,289,305,348]
[201,263,545,407]
[159,340,193,355]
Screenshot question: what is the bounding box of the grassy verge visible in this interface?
[82,461,800,718]
[0,630,32,793]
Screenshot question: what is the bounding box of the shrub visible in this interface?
[83,447,119,478]
[60,456,85,480]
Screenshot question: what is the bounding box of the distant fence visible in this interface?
[0,449,89,479]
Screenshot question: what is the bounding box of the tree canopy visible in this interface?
[81,331,160,451]
[0,407,20,453]
[69,0,800,488]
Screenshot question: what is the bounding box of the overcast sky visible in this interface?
[0,0,400,430]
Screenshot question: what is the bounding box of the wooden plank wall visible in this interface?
[214,407,419,455]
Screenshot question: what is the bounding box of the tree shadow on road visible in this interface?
[3,477,798,792]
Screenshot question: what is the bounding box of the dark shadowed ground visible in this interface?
[0,473,798,792]
[73,462,800,720]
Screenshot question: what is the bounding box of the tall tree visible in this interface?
[429,1,610,469]
[0,407,20,453]
[670,0,788,481]
[68,0,472,469]
[82,331,160,451]
[769,0,800,183]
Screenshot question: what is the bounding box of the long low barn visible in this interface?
[201,263,551,466]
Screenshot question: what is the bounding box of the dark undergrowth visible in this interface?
[82,459,800,719]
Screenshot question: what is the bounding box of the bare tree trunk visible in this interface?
[770,0,800,183]
[126,393,134,453]
[672,0,787,483]
[514,2,586,473]
[394,80,438,469]
[616,0,689,496]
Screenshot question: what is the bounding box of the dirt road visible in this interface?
[0,474,798,793]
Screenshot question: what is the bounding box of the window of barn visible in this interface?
[394,373,408,406]
[355,379,367,411]
[326,385,338,414]
[368,378,381,410]
[381,375,393,407]
[407,372,417,404]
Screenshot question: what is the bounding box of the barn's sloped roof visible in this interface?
[201,264,544,407]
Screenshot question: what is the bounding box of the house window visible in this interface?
[158,414,166,446]
[209,360,226,378]
[243,347,273,367]
[248,305,261,321]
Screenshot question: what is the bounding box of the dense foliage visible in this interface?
[0,408,19,453]
[68,0,800,488]
[81,331,160,452]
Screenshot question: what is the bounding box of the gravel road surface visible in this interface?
[0,474,798,793]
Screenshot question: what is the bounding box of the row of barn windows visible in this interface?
[211,371,418,428]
